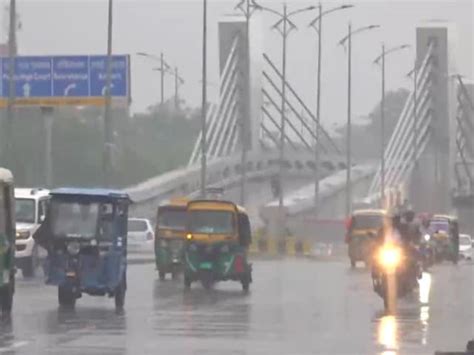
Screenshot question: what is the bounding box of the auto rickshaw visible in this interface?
[0,168,15,314]
[429,214,459,264]
[155,197,188,280]
[33,188,131,309]
[183,200,252,291]
[346,209,388,268]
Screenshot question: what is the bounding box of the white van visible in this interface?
[14,188,50,277]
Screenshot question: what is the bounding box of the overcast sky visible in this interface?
[1,0,472,127]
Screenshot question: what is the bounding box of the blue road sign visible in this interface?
[0,54,130,107]
[52,56,89,97]
[1,56,52,98]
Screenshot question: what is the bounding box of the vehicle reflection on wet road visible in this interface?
[0,259,472,354]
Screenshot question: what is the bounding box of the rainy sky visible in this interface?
[1,0,472,127]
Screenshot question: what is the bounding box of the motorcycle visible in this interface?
[371,242,419,312]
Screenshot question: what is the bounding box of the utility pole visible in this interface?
[200,0,208,198]
[160,52,165,105]
[103,0,114,187]
[346,23,352,217]
[5,0,16,169]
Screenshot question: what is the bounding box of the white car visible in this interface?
[14,188,50,277]
[127,218,154,252]
[459,234,472,260]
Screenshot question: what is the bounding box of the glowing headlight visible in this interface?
[424,234,431,242]
[67,241,81,255]
[378,246,402,269]
[16,230,31,240]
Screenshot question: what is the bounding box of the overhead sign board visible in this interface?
[0,55,130,108]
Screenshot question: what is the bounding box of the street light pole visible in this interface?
[373,43,410,207]
[160,52,165,105]
[346,22,352,217]
[103,0,114,187]
[200,0,208,198]
[279,3,288,215]
[309,4,353,214]
[339,23,380,216]
[5,0,17,168]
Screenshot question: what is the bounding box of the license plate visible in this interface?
[66,271,76,277]
[199,262,213,270]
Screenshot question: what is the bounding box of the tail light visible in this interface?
[234,254,244,273]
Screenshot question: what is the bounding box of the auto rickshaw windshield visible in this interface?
[158,209,186,231]
[429,220,449,233]
[50,201,100,238]
[352,214,384,230]
[188,210,234,235]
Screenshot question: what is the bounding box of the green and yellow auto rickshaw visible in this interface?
[0,168,15,314]
[155,198,188,280]
[429,214,459,264]
[183,200,252,291]
[346,209,388,268]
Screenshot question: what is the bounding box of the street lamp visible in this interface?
[253,0,316,237]
[339,23,380,217]
[103,0,114,186]
[152,66,184,111]
[137,52,172,105]
[373,43,410,207]
[200,0,208,198]
[235,0,259,206]
[308,3,353,213]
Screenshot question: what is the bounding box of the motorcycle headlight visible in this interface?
[424,234,431,242]
[16,230,31,240]
[67,241,81,256]
[378,245,402,269]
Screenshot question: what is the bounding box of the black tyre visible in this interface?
[159,271,166,281]
[0,278,14,314]
[114,277,126,310]
[58,286,76,308]
[350,259,356,268]
[241,278,250,292]
[171,270,178,280]
[22,256,36,278]
[184,275,192,290]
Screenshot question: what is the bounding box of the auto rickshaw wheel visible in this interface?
[159,271,166,281]
[184,275,192,290]
[114,277,126,310]
[0,278,14,313]
[58,286,76,308]
[171,270,179,280]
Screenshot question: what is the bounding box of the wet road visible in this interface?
[1,258,473,355]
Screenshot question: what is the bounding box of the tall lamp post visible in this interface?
[373,43,410,207]
[103,0,114,187]
[252,1,316,237]
[235,0,258,206]
[200,0,208,198]
[137,52,172,105]
[308,4,353,213]
[5,0,17,168]
[338,23,380,217]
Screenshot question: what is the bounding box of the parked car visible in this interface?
[459,234,472,260]
[127,218,154,252]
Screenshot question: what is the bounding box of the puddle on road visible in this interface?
[374,272,433,354]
